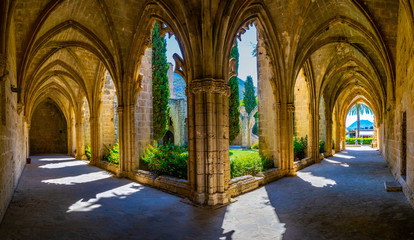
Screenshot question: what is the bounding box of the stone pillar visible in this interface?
[118,105,135,174]
[67,118,75,156]
[341,123,346,151]
[334,111,341,153]
[0,54,8,126]
[309,103,320,163]
[276,103,295,175]
[325,118,333,157]
[26,121,31,156]
[287,103,295,175]
[373,120,378,148]
[75,114,85,160]
[90,116,101,165]
[187,79,230,205]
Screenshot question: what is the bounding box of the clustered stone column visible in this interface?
[0,54,7,126]
[75,106,85,160]
[90,116,101,165]
[117,105,136,175]
[187,79,230,205]
[325,117,333,157]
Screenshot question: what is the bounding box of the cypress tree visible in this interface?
[152,22,170,141]
[243,75,257,115]
[229,43,241,144]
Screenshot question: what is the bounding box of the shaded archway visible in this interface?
[30,98,67,154]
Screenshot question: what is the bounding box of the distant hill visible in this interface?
[238,77,258,101]
[173,73,186,99]
[346,120,373,131]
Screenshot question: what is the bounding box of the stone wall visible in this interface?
[169,98,187,146]
[168,63,175,98]
[0,20,26,222]
[385,3,414,205]
[100,73,117,148]
[29,99,68,154]
[135,48,153,168]
[294,69,310,140]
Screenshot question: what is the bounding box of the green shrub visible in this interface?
[345,137,373,145]
[294,135,308,160]
[251,141,259,149]
[141,141,188,179]
[85,145,91,160]
[230,150,273,178]
[103,143,119,165]
[319,140,325,154]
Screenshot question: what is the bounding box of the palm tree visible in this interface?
[348,103,373,144]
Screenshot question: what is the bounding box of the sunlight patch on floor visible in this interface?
[221,187,286,239]
[42,171,112,185]
[37,157,76,162]
[333,153,355,159]
[67,183,143,212]
[39,161,87,169]
[324,158,350,167]
[297,172,336,187]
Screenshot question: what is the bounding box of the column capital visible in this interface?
[287,103,295,113]
[189,79,230,97]
[117,105,125,114]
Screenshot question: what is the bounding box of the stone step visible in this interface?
[384,181,402,192]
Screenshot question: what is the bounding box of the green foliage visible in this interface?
[103,143,119,165]
[294,136,308,160]
[346,137,373,145]
[152,22,170,141]
[348,103,373,116]
[230,150,273,178]
[251,141,259,149]
[243,75,257,115]
[85,145,91,160]
[141,141,188,179]
[319,140,325,154]
[252,121,259,136]
[229,43,241,144]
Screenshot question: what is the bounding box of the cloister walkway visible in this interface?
[1,147,414,239]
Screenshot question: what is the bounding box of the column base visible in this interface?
[287,168,296,176]
[193,192,229,206]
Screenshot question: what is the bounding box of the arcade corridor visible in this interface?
[1,147,413,240]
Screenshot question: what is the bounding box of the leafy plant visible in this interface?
[319,140,325,154]
[230,150,273,178]
[251,141,259,149]
[243,75,257,115]
[294,135,308,160]
[141,141,188,179]
[152,22,170,141]
[85,145,91,160]
[103,143,119,165]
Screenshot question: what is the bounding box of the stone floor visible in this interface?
[1,147,414,240]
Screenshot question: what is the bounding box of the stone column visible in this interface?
[276,102,295,175]
[341,123,346,151]
[0,54,8,126]
[75,114,85,160]
[67,118,75,156]
[325,118,333,157]
[287,103,296,175]
[334,115,341,153]
[309,103,320,163]
[187,79,230,205]
[372,120,378,148]
[90,116,101,165]
[26,121,31,156]
[118,105,136,175]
